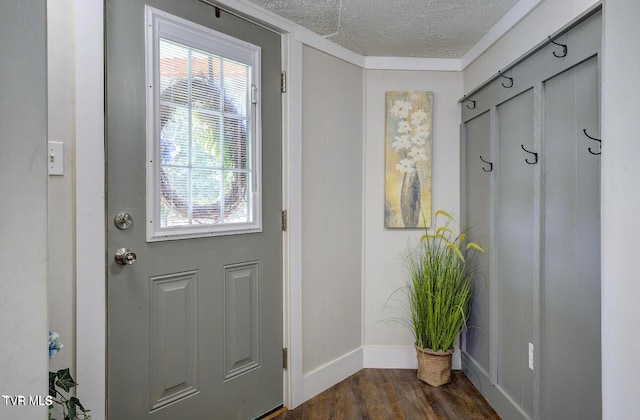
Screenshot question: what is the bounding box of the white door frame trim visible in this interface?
[75,0,304,417]
[75,1,106,417]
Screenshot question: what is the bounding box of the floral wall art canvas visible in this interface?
[385,91,433,228]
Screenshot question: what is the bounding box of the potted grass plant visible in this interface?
[401,210,484,387]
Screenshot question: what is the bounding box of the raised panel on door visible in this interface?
[149,271,199,411]
[542,56,601,420]
[496,89,535,418]
[463,111,492,374]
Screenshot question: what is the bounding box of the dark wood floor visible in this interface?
[274,369,500,420]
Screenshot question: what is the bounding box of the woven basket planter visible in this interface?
[415,345,454,387]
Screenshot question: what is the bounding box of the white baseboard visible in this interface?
[363,346,417,369]
[299,345,463,406]
[302,347,363,402]
[363,345,462,370]
[462,351,529,420]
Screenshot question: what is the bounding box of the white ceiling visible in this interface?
[245,0,521,58]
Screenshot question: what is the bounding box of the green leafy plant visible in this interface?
[49,332,91,420]
[402,210,484,352]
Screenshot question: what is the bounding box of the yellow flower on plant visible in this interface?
[420,233,437,242]
[436,226,454,238]
[446,242,465,261]
[434,209,454,221]
[466,242,485,253]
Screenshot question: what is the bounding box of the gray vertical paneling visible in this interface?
[461,11,602,122]
[542,57,601,420]
[463,111,492,376]
[461,9,601,420]
[489,108,498,387]
[532,83,544,420]
[495,90,535,418]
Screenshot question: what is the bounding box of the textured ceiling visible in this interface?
[246,0,520,58]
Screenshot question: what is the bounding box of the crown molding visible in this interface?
[363,56,461,71]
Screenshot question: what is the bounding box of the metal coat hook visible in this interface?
[583,128,601,155]
[464,95,476,110]
[498,70,513,88]
[521,144,538,164]
[548,36,567,58]
[479,156,493,172]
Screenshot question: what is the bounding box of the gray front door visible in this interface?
[106,1,283,418]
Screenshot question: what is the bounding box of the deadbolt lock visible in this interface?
[114,212,133,230]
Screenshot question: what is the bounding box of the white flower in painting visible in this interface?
[411,124,431,146]
[408,146,428,162]
[410,109,428,126]
[412,134,426,145]
[396,158,416,173]
[397,120,412,134]
[392,134,412,152]
[390,100,413,119]
[415,124,431,138]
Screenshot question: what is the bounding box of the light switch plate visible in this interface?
[48,141,63,176]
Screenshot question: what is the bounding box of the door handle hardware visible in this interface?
[115,248,137,265]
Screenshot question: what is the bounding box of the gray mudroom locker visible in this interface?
[460,7,601,420]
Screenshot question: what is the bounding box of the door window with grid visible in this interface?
[146,9,262,241]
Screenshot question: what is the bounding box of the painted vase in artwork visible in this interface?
[400,171,421,227]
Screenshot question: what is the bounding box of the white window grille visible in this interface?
[145,7,262,241]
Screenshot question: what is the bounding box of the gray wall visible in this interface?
[302,46,363,373]
[601,0,640,417]
[0,1,48,418]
